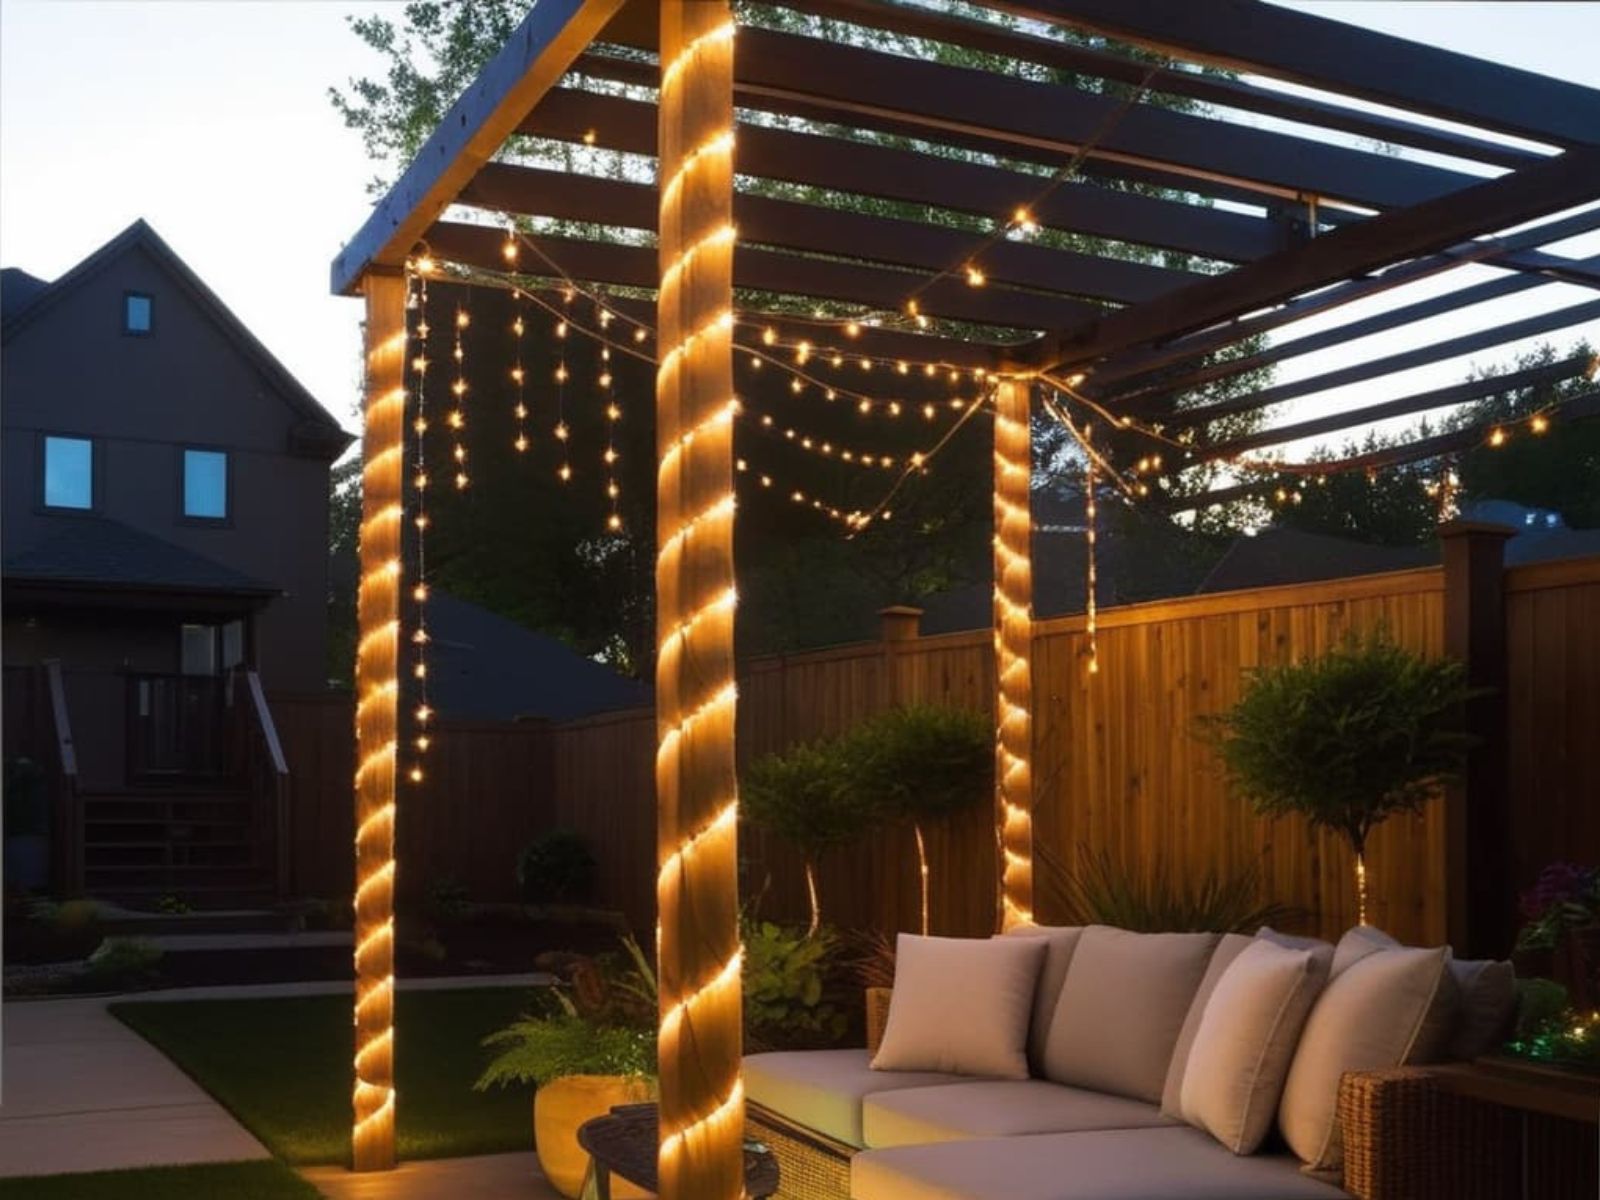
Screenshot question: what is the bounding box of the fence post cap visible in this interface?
[1437,520,1517,541]
[878,606,924,642]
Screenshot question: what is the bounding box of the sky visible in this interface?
[1,1,1596,460]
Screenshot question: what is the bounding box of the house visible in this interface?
[1,220,352,899]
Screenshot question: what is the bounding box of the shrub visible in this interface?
[1202,630,1476,923]
[517,829,598,905]
[742,917,847,1051]
[3,757,46,838]
[1038,843,1296,934]
[86,936,164,983]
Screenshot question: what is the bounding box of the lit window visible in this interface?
[124,292,153,335]
[183,449,228,519]
[43,436,93,510]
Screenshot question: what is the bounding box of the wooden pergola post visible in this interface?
[994,377,1035,930]
[351,271,405,1172]
[654,4,743,1199]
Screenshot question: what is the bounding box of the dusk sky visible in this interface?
[2,1,1596,458]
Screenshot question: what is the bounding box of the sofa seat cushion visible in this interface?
[851,1126,1350,1200]
[743,1049,976,1148]
[863,1079,1174,1148]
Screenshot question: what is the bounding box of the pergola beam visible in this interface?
[1037,147,1600,373]
[460,162,1197,306]
[329,0,626,295]
[1015,0,1600,149]
[522,87,1284,263]
[427,221,1099,333]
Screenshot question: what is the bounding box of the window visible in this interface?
[180,624,217,676]
[124,292,153,335]
[183,448,228,519]
[42,436,94,510]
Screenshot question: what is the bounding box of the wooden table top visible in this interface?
[577,1103,781,1197]
[1430,1055,1600,1124]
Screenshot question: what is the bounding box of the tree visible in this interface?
[742,738,880,936]
[840,705,992,935]
[1201,631,1476,926]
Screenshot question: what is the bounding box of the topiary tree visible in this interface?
[1203,630,1478,925]
[841,705,993,935]
[742,739,880,936]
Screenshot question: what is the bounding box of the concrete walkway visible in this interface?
[0,996,269,1178]
[0,974,553,1181]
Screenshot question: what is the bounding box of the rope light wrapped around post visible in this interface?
[352,272,405,1172]
[994,377,1035,931]
[655,5,744,1198]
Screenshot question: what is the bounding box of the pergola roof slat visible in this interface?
[1040,147,1600,371]
[461,161,1197,306]
[1016,0,1600,150]
[523,87,1285,264]
[427,220,1097,332]
[658,27,1487,212]
[1188,354,1594,462]
[785,0,1545,173]
[1149,297,1600,427]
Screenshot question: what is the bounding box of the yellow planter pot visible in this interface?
[534,1073,655,1199]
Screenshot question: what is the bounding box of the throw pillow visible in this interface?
[1179,939,1330,1154]
[1330,924,1400,977]
[1448,958,1516,1060]
[1160,933,1252,1116]
[872,933,1046,1079]
[999,923,1083,1073]
[1278,944,1453,1170]
[1042,926,1218,1103]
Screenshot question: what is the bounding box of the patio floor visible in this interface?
[302,1152,558,1199]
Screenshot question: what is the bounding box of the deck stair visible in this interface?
[79,786,274,905]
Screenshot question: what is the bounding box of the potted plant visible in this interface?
[742,738,878,936]
[1202,630,1476,925]
[1515,862,1600,1008]
[476,939,656,1199]
[4,757,49,892]
[842,705,992,935]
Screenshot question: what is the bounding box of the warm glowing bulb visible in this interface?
[790,378,803,394]
[583,128,597,145]
[607,403,621,420]
[415,255,436,275]
[633,327,647,343]
[554,422,569,441]
[1014,207,1038,234]
[1531,414,1550,434]
[607,513,623,532]
[762,327,777,346]
[966,265,986,287]
[831,353,844,368]
[599,371,613,388]
[502,238,518,263]
[510,367,524,383]
[456,309,470,329]
[556,321,568,339]
[555,365,569,383]
[558,463,572,482]
[1489,427,1508,447]
[845,322,861,338]
[515,435,529,452]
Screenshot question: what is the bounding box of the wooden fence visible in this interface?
[272,547,1600,951]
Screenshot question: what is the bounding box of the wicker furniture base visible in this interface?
[746,1101,852,1200]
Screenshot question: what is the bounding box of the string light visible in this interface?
[554,313,572,482]
[450,301,470,489]
[654,6,742,1194]
[1084,449,1100,677]
[511,290,529,453]
[602,343,623,533]
[406,268,433,783]
[352,277,405,1172]
[993,378,1034,931]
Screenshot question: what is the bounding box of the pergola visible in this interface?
[332,1,1600,1190]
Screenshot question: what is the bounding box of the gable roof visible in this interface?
[425,591,650,722]
[1,268,49,319]
[2,220,352,457]
[3,518,277,597]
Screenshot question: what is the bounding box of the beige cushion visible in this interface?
[1330,923,1399,976]
[1258,925,1335,956]
[1180,939,1330,1154]
[1043,926,1218,1103]
[873,934,1045,1080]
[862,1078,1173,1148]
[851,1126,1350,1200]
[1448,957,1516,1060]
[1279,944,1453,1169]
[744,1049,975,1147]
[998,923,1082,1071]
[1161,933,1252,1116]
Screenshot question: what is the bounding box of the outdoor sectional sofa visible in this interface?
[743,923,1517,1200]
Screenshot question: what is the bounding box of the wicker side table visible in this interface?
[577,1102,781,1199]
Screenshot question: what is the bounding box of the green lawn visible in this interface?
[111,988,534,1165]
[0,1160,320,1199]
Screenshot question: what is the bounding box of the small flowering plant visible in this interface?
[1515,862,1600,954]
